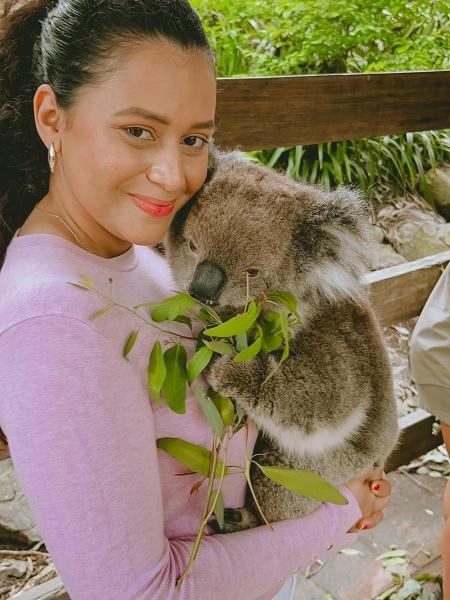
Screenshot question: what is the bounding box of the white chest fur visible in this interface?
[253,404,367,458]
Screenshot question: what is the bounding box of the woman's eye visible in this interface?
[246,269,260,278]
[188,239,198,253]
[183,136,208,149]
[126,127,153,140]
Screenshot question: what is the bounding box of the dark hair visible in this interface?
[0,0,214,446]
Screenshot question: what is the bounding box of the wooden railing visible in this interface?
[215,70,450,471]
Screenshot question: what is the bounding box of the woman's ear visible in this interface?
[33,83,64,152]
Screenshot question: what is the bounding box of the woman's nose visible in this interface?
[146,147,185,194]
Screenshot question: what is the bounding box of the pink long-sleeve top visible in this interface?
[0,231,361,600]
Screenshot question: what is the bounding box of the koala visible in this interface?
[165,150,399,532]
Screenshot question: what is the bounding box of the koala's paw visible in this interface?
[205,354,260,400]
[204,354,238,396]
[209,507,260,534]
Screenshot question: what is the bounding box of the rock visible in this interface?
[427,164,450,221]
[0,558,28,578]
[370,242,407,270]
[395,220,450,261]
[376,196,450,261]
[0,458,42,545]
[9,576,69,600]
[370,224,385,244]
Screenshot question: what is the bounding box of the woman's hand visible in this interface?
[344,466,391,533]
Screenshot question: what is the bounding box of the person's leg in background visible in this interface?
[441,423,450,599]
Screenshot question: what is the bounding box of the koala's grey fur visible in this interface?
[165,150,399,532]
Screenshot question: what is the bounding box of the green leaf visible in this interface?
[208,388,235,426]
[80,274,95,288]
[151,293,198,322]
[255,464,348,505]
[233,335,262,362]
[147,341,167,405]
[279,311,289,340]
[376,549,408,561]
[199,307,221,324]
[174,315,193,330]
[264,309,279,323]
[235,402,246,425]
[266,291,299,314]
[382,557,407,568]
[415,573,440,583]
[203,339,234,355]
[280,340,290,364]
[162,344,187,414]
[212,488,225,529]
[339,548,364,556]
[376,585,401,600]
[187,346,213,384]
[204,302,260,337]
[235,331,248,352]
[193,386,224,437]
[261,332,283,353]
[92,305,114,320]
[156,437,229,478]
[396,579,421,599]
[68,282,91,292]
[123,330,139,360]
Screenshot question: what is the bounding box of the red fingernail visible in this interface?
[372,483,381,492]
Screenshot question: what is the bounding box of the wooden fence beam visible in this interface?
[365,250,450,326]
[215,70,450,150]
[386,409,443,472]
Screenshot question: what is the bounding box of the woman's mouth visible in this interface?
[129,193,176,217]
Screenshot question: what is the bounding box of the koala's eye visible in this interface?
[246,268,260,278]
[188,239,198,253]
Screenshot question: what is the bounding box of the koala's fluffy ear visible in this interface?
[294,186,372,304]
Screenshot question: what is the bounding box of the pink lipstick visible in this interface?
[129,194,176,217]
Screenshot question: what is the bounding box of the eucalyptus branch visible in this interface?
[176,429,232,590]
[76,282,196,341]
[245,458,274,530]
[239,422,273,530]
[244,273,250,313]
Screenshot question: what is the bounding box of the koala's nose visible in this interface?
[189,260,226,304]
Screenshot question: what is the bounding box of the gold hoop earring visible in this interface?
[48,142,56,174]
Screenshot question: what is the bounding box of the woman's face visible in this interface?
[49,39,216,255]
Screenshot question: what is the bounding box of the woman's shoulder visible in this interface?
[0,233,175,336]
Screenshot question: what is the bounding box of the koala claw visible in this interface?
[209,507,259,534]
[223,507,244,523]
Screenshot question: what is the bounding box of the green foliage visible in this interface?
[208,388,235,425]
[248,130,450,201]
[193,386,225,438]
[192,0,450,201]
[161,344,188,414]
[123,329,139,360]
[193,0,449,77]
[156,437,229,478]
[72,277,354,587]
[373,546,442,599]
[147,341,166,405]
[255,463,349,505]
[203,301,260,337]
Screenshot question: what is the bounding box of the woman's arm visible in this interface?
[0,316,360,600]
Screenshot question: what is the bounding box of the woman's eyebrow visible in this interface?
[113,107,216,131]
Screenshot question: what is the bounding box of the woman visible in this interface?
[0,1,391,598]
